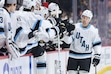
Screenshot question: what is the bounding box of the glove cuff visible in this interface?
[94,54,101,59]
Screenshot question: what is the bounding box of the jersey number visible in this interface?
[0,17,3,23]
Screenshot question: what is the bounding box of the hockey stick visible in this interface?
[57,29,62,74]
[95,66,97,74]
[55,26,62,74]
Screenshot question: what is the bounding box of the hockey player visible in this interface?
[0,0,22,57]
[0,0,6,56]
[67,10,102,74]
[15,3,63,74]
[47,2,75,50]
[15,11,48,74]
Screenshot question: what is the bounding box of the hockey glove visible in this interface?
[61,19,75,36]
[58,23,66,34]
[92,54,101,67]
[28,45,45,57]
[66,23,75,36]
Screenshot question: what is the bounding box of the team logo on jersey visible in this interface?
[3,63,9,74]
[17,17,21,21]
[76,32,89,51]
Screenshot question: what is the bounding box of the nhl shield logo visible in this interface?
[3,63,9,74]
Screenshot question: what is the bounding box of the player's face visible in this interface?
[36,3,41,10]
[10,4,16,12]
[81,15,90,27]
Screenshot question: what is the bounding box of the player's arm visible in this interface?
[92,29,102,67]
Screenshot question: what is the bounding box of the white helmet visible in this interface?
[48,2,62,18]
[81,10,93,20]
[0,0,5,7]
[23,0,36,10]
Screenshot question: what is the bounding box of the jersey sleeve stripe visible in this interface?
[92,41,101,47]
[14,27,23,41]
[0,27,4,32]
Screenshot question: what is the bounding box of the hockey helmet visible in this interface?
[23,0,36,10]
[48,2,62,18]
[81,10,93,20]
[5,0,17,4]
[0,0,5,7]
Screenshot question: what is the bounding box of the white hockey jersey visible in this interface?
[0,8,6,49]
[69,23,102,59]
[14,11,55,55]
[0,8,23,58]
[0,8,19,48]
[15,11,53,43]
[14,11,40,53]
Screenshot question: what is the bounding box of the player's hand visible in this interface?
[58,23,66,34]
[92,54,101,67]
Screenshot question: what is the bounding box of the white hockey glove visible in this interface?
[92,54,101,67]
[34,30,50,42]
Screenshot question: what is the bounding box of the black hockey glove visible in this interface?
[92,54,101,67]
[58,23,66,34]
[61,19,75,36]
[57,23,67,39]
[28,45,45,57]
[66,24,75,36]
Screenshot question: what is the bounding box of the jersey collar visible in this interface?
[80,23,91,30]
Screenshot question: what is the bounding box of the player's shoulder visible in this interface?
[90,24,99,33]
[0,8,7,13]
[0,8,4,16]
[74,22,99,32]
[0,8,5,11]
[0,8,10,17]
[0,8,4,11]
[90,24,98,31]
